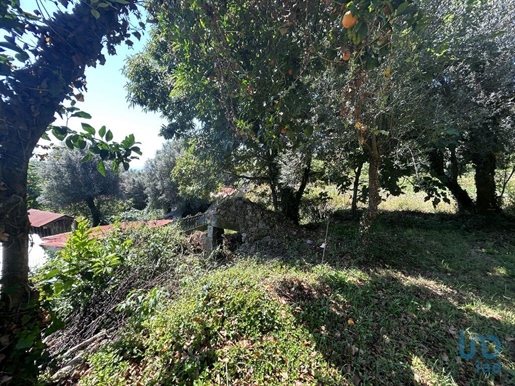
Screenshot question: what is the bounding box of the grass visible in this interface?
[55,208,515,386]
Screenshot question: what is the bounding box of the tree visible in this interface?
[26,160,43,209]
[38,147,120,226]
[170,141,224,201]
[144,140,183,213]
[1,0,141,297]
[120,170,148,210]
[126,0,337,223]
[391,0,515,213]
[0,0,143,382]
[126,0,423,223]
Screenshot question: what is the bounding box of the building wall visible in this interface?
[31,218,74,237]
[0,234,49,277]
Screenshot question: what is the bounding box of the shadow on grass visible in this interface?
[272,269,514,385]
[252,210,515,385]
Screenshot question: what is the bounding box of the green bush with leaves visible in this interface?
[36,218,131,319]
[81,263,345,385]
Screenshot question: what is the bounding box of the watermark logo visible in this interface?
[458,330,502,374]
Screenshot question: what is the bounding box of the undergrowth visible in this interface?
[37,211,515,385]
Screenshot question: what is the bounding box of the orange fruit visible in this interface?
[342,49,351,61]
[342,11,358,29]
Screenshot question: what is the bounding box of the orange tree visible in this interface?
[0,0,142,382]
[126,0,334,223]
[126,0,421,224]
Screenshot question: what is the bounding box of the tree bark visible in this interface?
[473,152,499,214]
[1,157,31,308]
[85,197,102,227]
[367,133,381,222]
[428,149,475,212]
[278,157,311,224]
[0,2,139,382]
[351,160,364,217]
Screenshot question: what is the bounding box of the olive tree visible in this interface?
[38,147,120,226]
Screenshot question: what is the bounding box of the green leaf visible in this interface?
[65,136,74,149]
[15,336,35,350]
[131,146,142,155]
[81,122,96,135]
[81,153,94,163]
[105,129,113,142]
[72,111,92,119]
[355,20,368,42]
[99,125,106,138]
[395,2,410,16]
[0,41,25,55]
[15,51,29,62]
[99,149,109,160]
[97,160,106,176]
[91,9,100,19]
[89,145,100,154]
[50,125,69,141]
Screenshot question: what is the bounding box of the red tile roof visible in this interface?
[40,220,173,249]
[28,209,73,228]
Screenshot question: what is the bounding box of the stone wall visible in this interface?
[206,197,299,242]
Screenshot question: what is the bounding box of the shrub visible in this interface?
[81,263,345,385]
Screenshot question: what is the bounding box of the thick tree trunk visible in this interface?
[1,2,139,382]
[429,149,475,212]
[0,128,42,385]
[474,152,499,214]
[278,158,311,224]
[85,197,102,226]
[1,160,30,308]
[279,187,300,224]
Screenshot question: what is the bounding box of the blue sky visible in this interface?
[66,40,166,169]
[22,0,166,169]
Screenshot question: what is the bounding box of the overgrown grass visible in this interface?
[56,209,515,386]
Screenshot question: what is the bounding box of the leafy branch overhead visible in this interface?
[45,120,142,176]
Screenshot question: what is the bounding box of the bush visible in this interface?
[35,219,200,364]
[81,263,345,385]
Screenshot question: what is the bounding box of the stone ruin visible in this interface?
[182,195,301,252]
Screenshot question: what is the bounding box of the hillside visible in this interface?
[32,210,515,386]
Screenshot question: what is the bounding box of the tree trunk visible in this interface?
[367,133,381,222]
[428,149,475,212]
[359,133,380,244]
[351,160,364,217]
[0,1,140,383]
[1,159,30,308]
[474,152,499,214]
[278,157,311,224]
[1,129,42,385]
[85,197,102,227]
[266,153,280,211]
